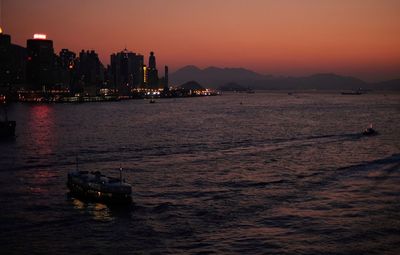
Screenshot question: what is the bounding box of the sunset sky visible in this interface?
[2,0,400,81]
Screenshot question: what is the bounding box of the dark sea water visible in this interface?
[1,92,399,254]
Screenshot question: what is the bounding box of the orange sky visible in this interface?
[2,0,400,81]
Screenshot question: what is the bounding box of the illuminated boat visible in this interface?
[67,168,132,204]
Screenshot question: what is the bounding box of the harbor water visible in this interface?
[0,92,399,254]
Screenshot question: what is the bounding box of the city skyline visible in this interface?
[1,29,221,102]
[2,0,400,82]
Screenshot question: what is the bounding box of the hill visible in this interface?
[218,82,247,91]
[178,81,206,91]
[170,65,400,91]
[371,79,400,90]
[170,66,268,88]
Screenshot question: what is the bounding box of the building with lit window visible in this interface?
[110,48,144,95]
[0,29,26,91]
[58,49,76,92]
[59,49,76,70]
[26,34,55,91]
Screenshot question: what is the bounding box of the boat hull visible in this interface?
[362,130,378,136]
[341,92,362,95]
[67,171,132,205]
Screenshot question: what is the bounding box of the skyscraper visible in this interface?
[149,51,156,70]
[59,49,76,70]
[0,30,26,90]
[26,34,54,91]
[75,50,105,95]
[147,51,158,88]
[110,49,144,95]
[0,31,13,87]
[164,65,169,92]
[59,49,76,92]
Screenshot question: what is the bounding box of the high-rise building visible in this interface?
[149,51,156,70]
[143,65,147,84]
[0,31,26,90]
[110,48,144,95]
[75,50,104,94]
[164,65,169,92]
[58,49,76,91]
[59,49,76,70]
[0,32,13,87]
[147,51,159,88]
[26,34,55,91]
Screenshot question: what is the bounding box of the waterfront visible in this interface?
[0,92,399,254]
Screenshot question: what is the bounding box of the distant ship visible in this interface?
[67,166,132,204]
[341,89,362,95]
[0,100,16,139]
[246,86,255,94]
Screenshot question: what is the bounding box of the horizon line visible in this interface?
[2,31,398,83]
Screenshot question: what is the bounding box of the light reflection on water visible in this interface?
[26,105,56,155]
[0,92,399,254]
[72,199,114,222]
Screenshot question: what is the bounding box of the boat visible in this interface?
[149,98,156,103]
[67,166,132,204]
[341,89,362,95]
[0,99,16,139]
[362,124,378,136]
[246,86,255,94]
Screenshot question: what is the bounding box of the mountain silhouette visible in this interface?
[170,65,399,91]
[170,66,268,88]
[219,82,247,91]
[179,80,206,91]
[371,79,400,91]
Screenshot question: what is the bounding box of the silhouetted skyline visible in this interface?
[2,0,400,81]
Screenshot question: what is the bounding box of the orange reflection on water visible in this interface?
[71,198,113,221]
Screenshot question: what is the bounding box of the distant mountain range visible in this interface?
[170,65,400,91]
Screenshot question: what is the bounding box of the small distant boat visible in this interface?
[341,90,362,95]
[149,99,156,104]
[246,87,255,94]
[67,165,132,204]
[1,101,16,139]
[362,124,378,136]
